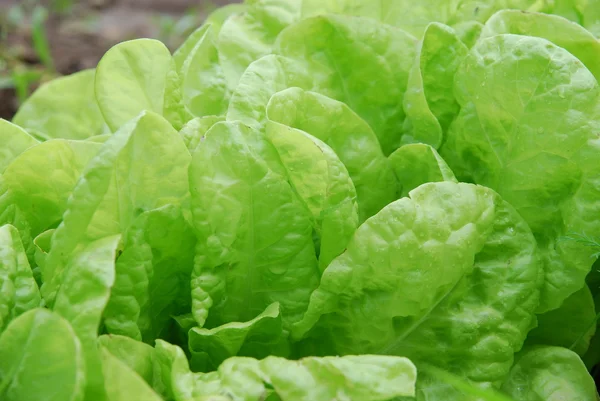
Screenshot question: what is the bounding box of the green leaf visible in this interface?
[3,139,101,237]
[0,119,39,172]
[154,339,417,401]
[173,24,211,72]
[266,87,397,221]
[266,118,358,271]
[104,205,196,343]
[228,14,416,155]
[451,20,483,48]
[41,111,191,306]
[13,70,107,141]
[217,0,301,89]
[0,308,85,401]
[526,285,597,356]
[0,224,41,331]
[292,182,541,384]
[179,115,224,151]
[189,121,319,329]
[98,334,154,385]
[204,3,246,34]
[189,302,288,372]
[95,39,188,131]
[402,23,467,148]
[300,0,537,37]
[389,143,457,198]
[100,346,163,401]
[180,26,230,117]
[501,346,597,401]
[53,234,122,401]
[481,10,600,82]
[440,33,600,312]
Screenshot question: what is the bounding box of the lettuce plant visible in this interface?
[2,0,600,400]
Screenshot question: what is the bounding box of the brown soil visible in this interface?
[0,0,239,120]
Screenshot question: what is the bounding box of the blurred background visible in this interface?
[0,0,239,120]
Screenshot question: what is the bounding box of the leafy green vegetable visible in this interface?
[501,346,598,401]
[526,285,597,356]
[13,69,107,141]
[4,0,600,399]
[0,308,85,401]
[441,33,600,312]
[0,224,40,331]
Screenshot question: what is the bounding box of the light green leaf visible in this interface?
[104,205,196,343]
[292,182,541,384]
[228,14,416,155]
[189,121,319,329]
[266,119,358,271]
[101,346,163,401]
[98,334,154,385]
[300,0,537,37]
[179,115,224,151]
[526,285,596,356]
[451,20,483,48]
[3,139,101,237]
[0,308,85,401]
[481,10,600,81]
[53,234,122,401]
[397,365,516,401]
[217,0,301,89]
[13,69,107,141]
[389,143,457,198]
[501,346,597,401]
[0,224,41,331]
[402,23,467,148]
[42,111,191,306]
[0,119,39,172]
[33,229,53,284]
[440,34,600,312]
[204,3,247,34]
[173,24,211,72]
[266,88,397,221]
[189,302,288,372]
[180,26,230,117]
[155,340,417,401]
[95,39,188,131]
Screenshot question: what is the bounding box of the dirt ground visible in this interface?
[0,0,239,119]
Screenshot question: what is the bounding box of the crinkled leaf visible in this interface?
[42,111,190,306]
[96,39,188,131]
[189,121,319,329]
[300,0,537,37]
[13,69,107,141]
[292,182,541,383]
[481,10,600,81]
[0,308,85,401]
[155,340,416,401]
[440,34,600,312]
[0,224,40,331]
[266,88,397,221]
[189,302,288,372]
[228,15,416,155]
[402,22,467,148]
[266,119,358,271]
[389,143,457,198]
[104,205,196,343]
[501,346,597,401]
